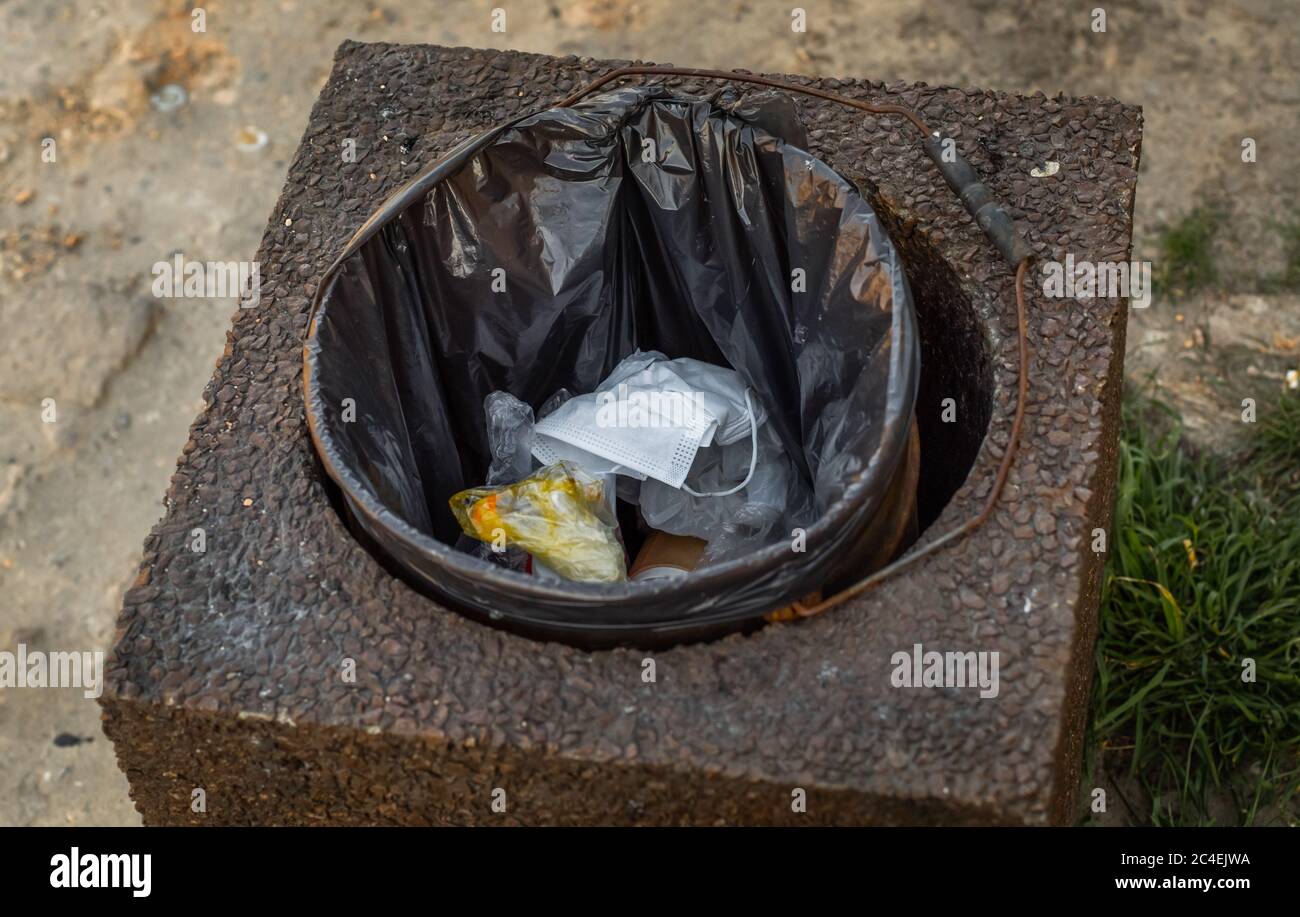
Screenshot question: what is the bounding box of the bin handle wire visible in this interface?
[558,66,1035,616]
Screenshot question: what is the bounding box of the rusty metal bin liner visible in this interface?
[305,85,919,647]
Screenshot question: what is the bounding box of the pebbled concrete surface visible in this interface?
[99,41,1140,825]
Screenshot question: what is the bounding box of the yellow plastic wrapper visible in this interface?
[449,461,627,583]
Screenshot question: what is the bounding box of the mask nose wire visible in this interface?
[682,389,759,498]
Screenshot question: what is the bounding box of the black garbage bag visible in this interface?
[305,85,919,648]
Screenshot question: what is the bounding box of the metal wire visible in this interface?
[800,256,1030,616]
[556,65,934,136]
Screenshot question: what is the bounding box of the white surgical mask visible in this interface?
[532,351,762,495]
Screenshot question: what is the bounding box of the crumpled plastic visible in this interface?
[529,349,813,565]
[449,461,627,583]
[636,416,814,564]
[456,391,538,571]
[482,391,536,486]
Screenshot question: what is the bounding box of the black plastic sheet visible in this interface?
[305,86,919,647]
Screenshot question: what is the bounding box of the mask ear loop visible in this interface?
[682,389,759,498]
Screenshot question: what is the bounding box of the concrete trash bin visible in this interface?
[100,43,1142,826]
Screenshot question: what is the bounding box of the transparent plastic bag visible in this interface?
[457,392,538,571]
[538,387,573,420]
[483,391,536,485]
[450,461,627,583]
[636,419,814,564]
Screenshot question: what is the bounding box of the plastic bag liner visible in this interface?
[304,85,919,648]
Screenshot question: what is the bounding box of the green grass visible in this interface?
[1259,215,1300,293]
[1248,385,1300,496]
[1153,206,1222,296]
[1085,390,1300,825]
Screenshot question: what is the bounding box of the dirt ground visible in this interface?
[1,0,1297,826]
